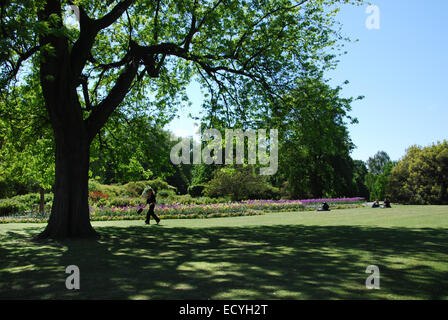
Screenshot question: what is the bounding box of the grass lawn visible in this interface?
[0,205,447,299]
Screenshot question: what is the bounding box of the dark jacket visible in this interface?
[146,193,156,205]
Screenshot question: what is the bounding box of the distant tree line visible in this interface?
[354,142,448,205]
[387,141,448,204]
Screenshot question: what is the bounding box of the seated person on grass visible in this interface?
[372,200,380,208]
[317,202,330,211]
[382,198,391,208]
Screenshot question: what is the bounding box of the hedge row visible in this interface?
[0,210,265,223]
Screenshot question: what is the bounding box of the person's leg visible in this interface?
[149,204,160,224]
[151,212,160,224]
[145,208,150,224]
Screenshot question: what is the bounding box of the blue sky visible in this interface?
[167,0,448,162]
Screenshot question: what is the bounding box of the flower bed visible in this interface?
[87,201,305,220]
[0,197,365,223]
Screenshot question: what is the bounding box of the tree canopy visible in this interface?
[266,78,361,198]
[0,0,363,238]
[387,141,448,205]
[1,0,358,121]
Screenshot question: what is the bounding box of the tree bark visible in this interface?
[34,0,137,239]
[36,122,99,240]
[39,186,45,214]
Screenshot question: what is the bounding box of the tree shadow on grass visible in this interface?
[0,224,447,299]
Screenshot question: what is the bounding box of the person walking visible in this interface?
[143,187,160,225]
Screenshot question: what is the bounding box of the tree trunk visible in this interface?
[310,162,323,198]
[36,129,99,240]
[39,187,45,214]
[35,0,137,239]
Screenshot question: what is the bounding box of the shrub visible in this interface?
[96,184,127,197]
[10,193,53,207]
[88,179,101,192]
[11,193,39,205]
[88,190,109,203]
[188,184,206,198]
[87,178,178,198]
[146,177,177,193]
[204,166,279,201]
[157,189,176,198]
[248,184,281,200]
[0,199,27,216]
[124,178,177,196]
[155,194,229,205]
[194,196,229,204]
[387,141,448,204]
[107,197,141,207]
[123,181,148,196]
[156,194,192,205]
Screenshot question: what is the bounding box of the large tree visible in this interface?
[364,150,394,201]
[269,78,361,198]
[0,0,356,239]
[367,150,391,175]
[387,141,448,204]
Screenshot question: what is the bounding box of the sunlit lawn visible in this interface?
[0,205,447,299]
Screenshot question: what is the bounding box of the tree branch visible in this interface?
[70,0,135,82]
[86,59,139,141]
[95,0,135,30]
[232,1,307,58]
[3,45,42,84]
[153,0,161,43]
[180,0,223,50]
[80,75,92,110]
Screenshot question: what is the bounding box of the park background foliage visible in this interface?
[0,0,446,223]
